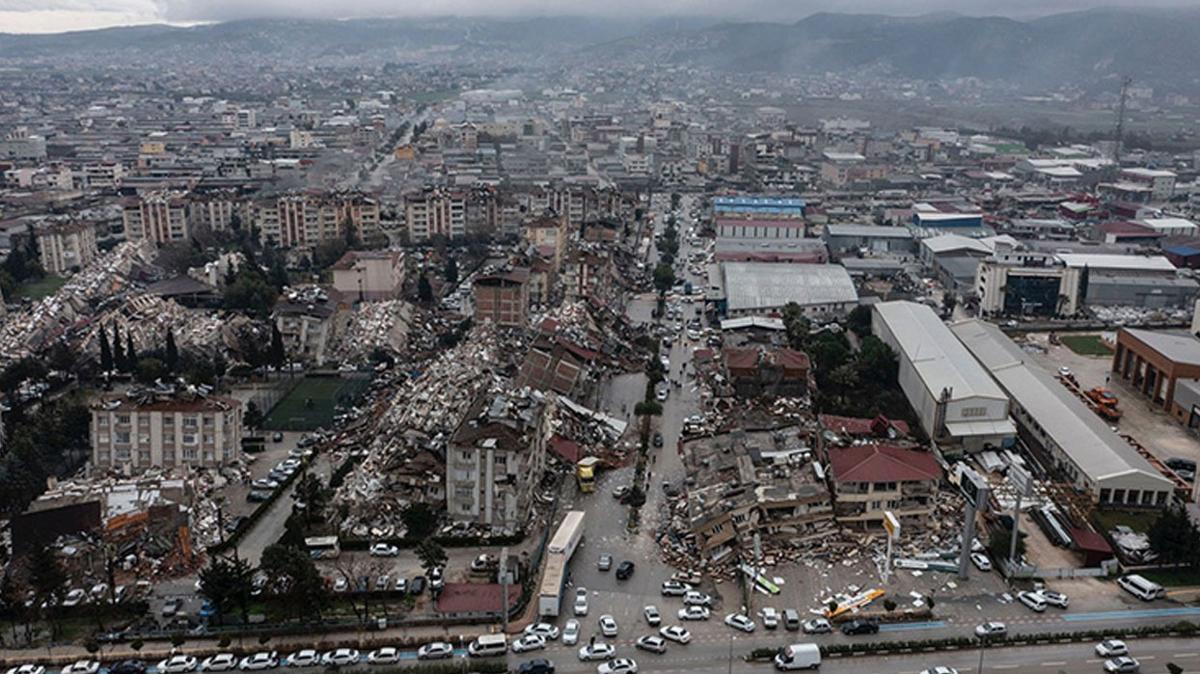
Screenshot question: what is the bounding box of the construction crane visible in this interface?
[1112,76,1132,164]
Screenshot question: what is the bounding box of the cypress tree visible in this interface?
[99,328,113,372]
[125,333,137,373]
[165,329,179,374]
[112,323,125,370]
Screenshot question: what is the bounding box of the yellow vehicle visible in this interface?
[576,457,601,493]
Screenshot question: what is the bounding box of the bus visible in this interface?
[305,536,341,560]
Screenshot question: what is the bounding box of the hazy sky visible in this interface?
[1,0,1196,33]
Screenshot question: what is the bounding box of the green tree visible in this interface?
[125,333,137,372]
[99,329,113,372]
[135,357,166,385]
[415,539,447,574]
[401,502,439,540]
[883,598,897,613]
[653,263,675,294]
[444,257,459,285]
[269,323,286,370]
[198,556,255,626]
[29,545,67,637]
[781,303,810,349]
[293,472,327,525]
[846,305,872,338]
[244,401,262,430]
[259,544,327,623]
[165,329,179,373]
[417,275,433,304]
[1149,506,1199,566]
[112,323,125,370]
[223,267,279,318]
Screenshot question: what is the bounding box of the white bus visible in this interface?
[1118,574,1165,601]
[304,536,341,560]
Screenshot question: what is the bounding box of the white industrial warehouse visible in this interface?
[951,319,1176,508]
[871,301,1015,452]
[715,262,858,318]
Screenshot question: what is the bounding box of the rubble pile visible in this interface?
[0,242,156,365]
[1090,305,1191,325]
[82,294,228,360]
[330,299,415,361]
[331,323,504,534]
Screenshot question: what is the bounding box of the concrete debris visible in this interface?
[330,299,415,361]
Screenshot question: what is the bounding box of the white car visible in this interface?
[159,655,199,674]
[1104,657,1140,673]
[367,648,400,665]
[643,605,661,626]
[1095,640,1129,657]
[599,614,619,637]
[238,653,279,671]
[802,618,832,634]
[659,625,691,644]
[333,577,349,592]
[677,606,710,621]
[320,649,360,667]
[62,661,100,674]
[524,622,561,640]
[62,588,87,607]
[1017,591,1047,612]
[578,642,616,661]
[283,651,318,668]
[416,642,454,660]
[562,619,581,646]
[635,635,667,654]
[574,587,589,616]
[682,591,712,606]
[5,666,44,674]
[597,658,638,674]
[1038,590,1070,609]
[201,655,238,673]
[919,668,959,674]
[660,580,691,596]
[760,607,779,629]
[724,613,755,632]
[974,622,1007,638]
[369,543,399,557]
[511,634,546,654]
[970,552,992,572]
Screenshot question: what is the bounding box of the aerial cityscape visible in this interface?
[3,2,1200,674]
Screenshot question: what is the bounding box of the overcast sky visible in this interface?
[1,0,1196,33]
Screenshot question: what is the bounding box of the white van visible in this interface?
[467,634,508,657]
[774,643,821,670]
[1118,574,1165,601]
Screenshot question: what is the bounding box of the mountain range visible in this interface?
[2,9,1199,90]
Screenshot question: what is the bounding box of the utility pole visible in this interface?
[1113,76,1132,165]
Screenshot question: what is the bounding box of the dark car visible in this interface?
[110,661,147,674]
[615,561,635,580]
[410,576,427,595]
[518,659,555,674]
[652,433,663,448]
[840,619,879,636]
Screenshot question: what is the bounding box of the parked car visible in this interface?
[412,642,452,660]
[760,607,779,629]
[410,576,427,595]
[369,543,399,557]
[677,606,710,621]
[517,659,554,674]
[616,561,636,580]
[975,622,1007,638]
[643,605,661,626]
[510,635,546,654]
[562,619,581,646]
[367,648,401,665]
[724,613,755,633]
[683,590,712,606]
[525,623,561,640]
[238,652,279,671]
[1095,640,1128,657]
[658,625,691,644]
[283,651,319,668]
[6,667,45,674]
[840,619,879,636]
[577,643,616,661]
[598,554,613,571]
[599,614,619,637]
[1038,590,1069,609]
[635,636,667,654]
[574,587,589,616]
[660,580,691,596]
[597,658,638,674]
[320,649,360,667]
[1017,591,1047,612]
[62,661,100,674]
[1103,657,1140,673]
[652,433,663,448]
[918,668,959,674]
[802,618,832,634]
[970,552,992,572]
[109,662,146,674]
[158,655,198,674]
[429,566,444,591]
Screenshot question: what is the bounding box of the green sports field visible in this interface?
[1060,334,1114,356]
[262,375,370,431]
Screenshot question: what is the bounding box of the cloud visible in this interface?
[4,0,1200,33]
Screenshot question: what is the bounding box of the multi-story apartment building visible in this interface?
[254,192,380,249]
[36,220,98,275]
[405,188,467,241]
[473,268,530,328]
[446,389,551,529]
[90,391,243,472]
[827,443,942,529]
[272,286,348,365]
[122,191,189,245]
[330,250,405,301]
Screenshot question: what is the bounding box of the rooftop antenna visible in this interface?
[1112,76,1132,165]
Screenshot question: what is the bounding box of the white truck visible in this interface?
[536,511,585,617]
[774,643,821,671]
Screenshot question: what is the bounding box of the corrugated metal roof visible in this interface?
[721,262,857,312]
[1056,253,1176,273]
[951,319,1174,489]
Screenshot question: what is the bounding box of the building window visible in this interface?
[1113,489,1125,504]
[962,407,988,418]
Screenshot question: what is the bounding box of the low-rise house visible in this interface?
[827,443,942,529]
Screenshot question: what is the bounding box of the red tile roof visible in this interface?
[435,582,519,614]
[549,435,583,464]
[828,444,941,484]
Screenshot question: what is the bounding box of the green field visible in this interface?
[1093,509,1159,534]
[1142,568,1200,587]
[1060,334,1114,356]
[262,375,370,431]
[15,275,66,300]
